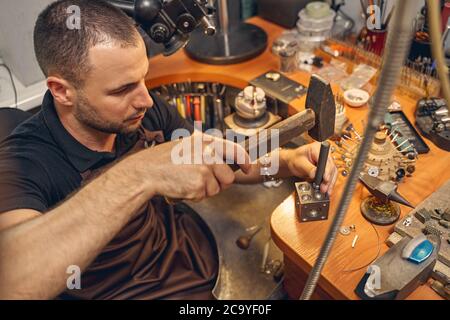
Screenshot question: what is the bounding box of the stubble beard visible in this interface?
[74,92,141,135]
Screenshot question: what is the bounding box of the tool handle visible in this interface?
[313,141,330,189]
[165,110,316,204]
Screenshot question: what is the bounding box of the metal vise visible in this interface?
[296,141,331,222]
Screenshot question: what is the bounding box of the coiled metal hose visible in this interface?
[300,1,417,300]
[428,0,450,106]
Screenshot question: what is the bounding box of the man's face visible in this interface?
[73,37,153,135]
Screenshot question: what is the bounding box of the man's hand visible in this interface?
[282,142,338,195]
[136,132,251,202]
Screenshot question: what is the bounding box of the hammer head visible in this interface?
[305,74,336,141]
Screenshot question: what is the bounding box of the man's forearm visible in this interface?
[0,154,153,299]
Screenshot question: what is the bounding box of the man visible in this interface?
[0,0,337,299]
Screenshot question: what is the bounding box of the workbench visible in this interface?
[145,17,450,300]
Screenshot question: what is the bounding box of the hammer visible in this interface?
[229,74,336,169]
[166,75,336,203]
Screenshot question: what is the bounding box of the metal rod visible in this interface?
[218,0,229,34]
[218,0,230,56]
[313,141,331,189]
[428,0,450,106]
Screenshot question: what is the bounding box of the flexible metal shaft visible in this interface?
[428,0,450,106]
[300,1,416,300]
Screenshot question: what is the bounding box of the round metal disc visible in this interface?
[361,196,401,226]
[339,226,350,236]
[184,23,268,65]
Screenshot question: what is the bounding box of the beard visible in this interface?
[74,92,144,135]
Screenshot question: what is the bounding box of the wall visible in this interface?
[0,0,52,87]
[0,0,53,109]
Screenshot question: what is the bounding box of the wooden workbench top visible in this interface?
[270,91,449,300]
[145,17,450,300]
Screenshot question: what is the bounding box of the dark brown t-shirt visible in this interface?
[0,90,218,299]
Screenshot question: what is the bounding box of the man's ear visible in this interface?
[47,76,76,107]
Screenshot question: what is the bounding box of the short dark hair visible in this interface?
[34,0,140,88]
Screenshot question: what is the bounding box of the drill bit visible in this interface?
[395,138,409,149]
[346,124,362,140]
[399,144,414,153]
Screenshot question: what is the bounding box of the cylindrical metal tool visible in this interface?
[313,141,330,190]
[213,98,224,131]
[218,0,229,34]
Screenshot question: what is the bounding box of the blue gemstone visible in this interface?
[408,239,434,264]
